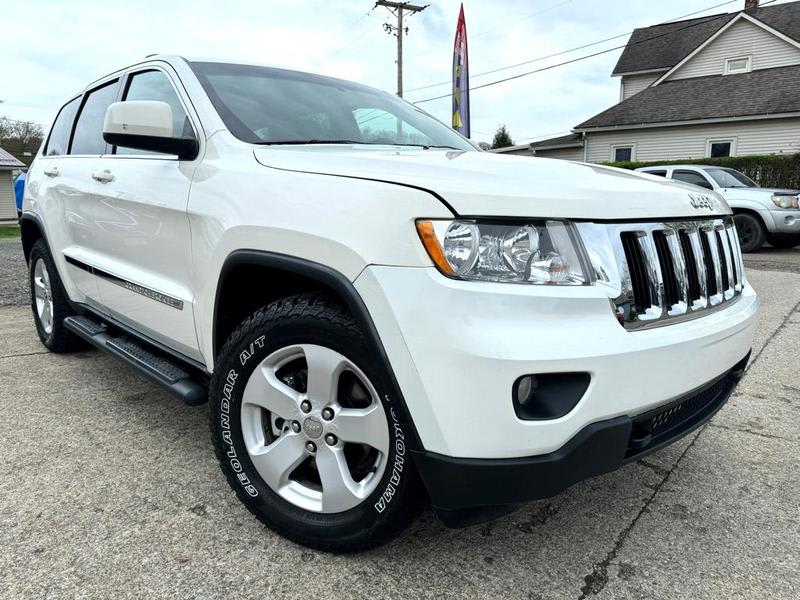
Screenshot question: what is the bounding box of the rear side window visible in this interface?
[70,80,120,155]
[44,97,81,156]
[117,70,192,155]
[645,170,667,177]
[672,170,712,188]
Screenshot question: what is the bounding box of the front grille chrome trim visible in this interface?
[685,228,709,311]
[576,217,745,331]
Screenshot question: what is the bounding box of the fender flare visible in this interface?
[18,211,49,264]
[213,249,425,452]
[727,199,776,231]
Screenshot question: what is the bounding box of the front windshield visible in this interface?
[705,167,758,188]
[189,61,474,151]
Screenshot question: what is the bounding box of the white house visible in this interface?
[0,147,24,221]
[496,0,800,163]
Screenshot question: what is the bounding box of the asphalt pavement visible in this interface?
[0,237,798,599]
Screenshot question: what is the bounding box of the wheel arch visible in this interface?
[730,204,775,231]
[212,250,424,451]
[19,213,46,264]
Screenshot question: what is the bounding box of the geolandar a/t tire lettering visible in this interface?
[209,294,421,552]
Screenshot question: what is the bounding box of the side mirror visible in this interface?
[103,101,198,160]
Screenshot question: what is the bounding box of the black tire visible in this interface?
[28,239,86,353]
[209,294,422,552]
[733,212,766,253]
[767,233,800,249]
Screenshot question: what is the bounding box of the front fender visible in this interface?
[727,198,776,231]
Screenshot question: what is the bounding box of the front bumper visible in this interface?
[355,266,758,459]
[412,353,748,523]
[770,209,800,233]
[354,264,757,522]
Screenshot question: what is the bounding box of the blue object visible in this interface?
[14,172,26,213]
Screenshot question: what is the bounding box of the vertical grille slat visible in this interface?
[700,228,721,301]
[725,225,744,291]
[637,233,664,315]
[715,229,732,295]
[654,232,679,308]
[621,233,650,313]
[679,231,701,303]
[611,218,744,330]
[664,231,689,313]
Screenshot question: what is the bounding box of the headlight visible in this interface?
[416,219,592,285]
[772,194,799,209]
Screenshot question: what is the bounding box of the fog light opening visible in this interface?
[512,372,591,420]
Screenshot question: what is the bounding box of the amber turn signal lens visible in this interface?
[416,221,455,275]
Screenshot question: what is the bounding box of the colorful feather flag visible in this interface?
[452,3,470,138]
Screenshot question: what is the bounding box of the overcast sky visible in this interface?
[0,0,789,145]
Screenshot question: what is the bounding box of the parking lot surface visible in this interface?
[1,238,798,599]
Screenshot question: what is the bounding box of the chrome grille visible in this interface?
[577,218,745,330]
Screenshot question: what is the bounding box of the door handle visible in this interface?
[43,166,60,178]
[91,169,115,183]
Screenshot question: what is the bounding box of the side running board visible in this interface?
[64,315,207,405]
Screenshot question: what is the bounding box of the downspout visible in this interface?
[582,131,588,162]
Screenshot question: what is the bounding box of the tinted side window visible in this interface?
[672,170,712,189]
[70,80,119,155]
[646,170,667,177]
[44,97,81,156]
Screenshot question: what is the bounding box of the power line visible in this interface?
[405,0,741,94]
[410,0,779,105]
[403,0,573,64]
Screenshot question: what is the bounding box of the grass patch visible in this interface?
[0,225,21,239]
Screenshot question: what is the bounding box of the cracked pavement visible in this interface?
[0,239,798,599]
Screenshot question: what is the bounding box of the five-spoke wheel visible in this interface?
[240,344,390,513]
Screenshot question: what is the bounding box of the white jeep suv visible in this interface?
[21,56,758,552]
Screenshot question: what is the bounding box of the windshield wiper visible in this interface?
[258,140,464,150]
[257,139,368,146]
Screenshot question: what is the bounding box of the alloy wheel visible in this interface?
[33,258,54,335]
[240,344,390,513]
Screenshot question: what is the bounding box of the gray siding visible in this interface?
[0,171,17,220]
[621,73,660,99]
[668,18,800,81]
[584,118,800,163]
[533,146,584,161]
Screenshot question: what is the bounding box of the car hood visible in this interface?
[720,187,799,196]
[253,146,731,220]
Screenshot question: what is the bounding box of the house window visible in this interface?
[725,56,751,75]
[707,139,735,158]
[612,145,634,162]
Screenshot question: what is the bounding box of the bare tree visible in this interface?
[0,117,45,166]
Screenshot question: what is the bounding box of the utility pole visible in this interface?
[375,1,427,97]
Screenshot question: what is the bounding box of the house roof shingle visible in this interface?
[0,147,25,169]
[611,1,800,75]
[576,64,800,129]
[530,133,583,149]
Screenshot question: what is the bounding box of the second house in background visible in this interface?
[498,1,800,163]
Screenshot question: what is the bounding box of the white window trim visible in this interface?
[706,138,737,158]
[611,143,636,162]
[724,55,752,75]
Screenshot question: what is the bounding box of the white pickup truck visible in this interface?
[21,55,757,552]
[636,164,800,252]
